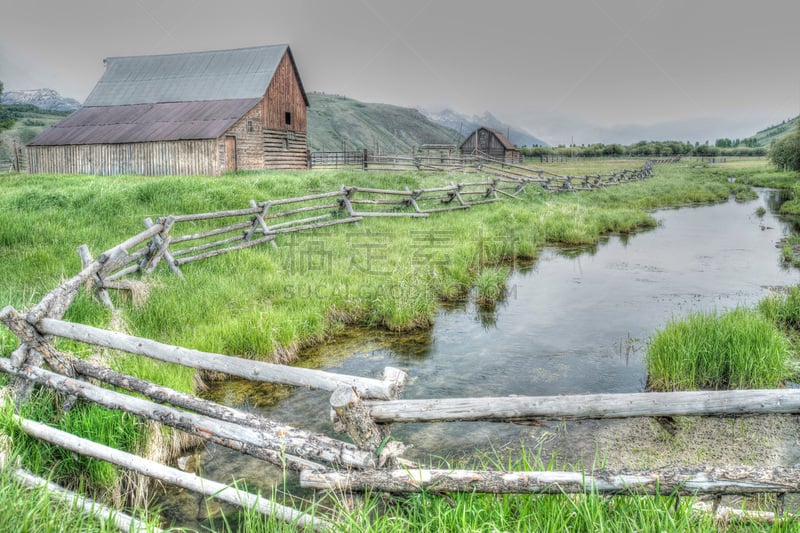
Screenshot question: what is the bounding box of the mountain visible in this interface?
[421,108,549,147]
[751,115,800,147]
[307,93,462,153]
[1,88,81,111]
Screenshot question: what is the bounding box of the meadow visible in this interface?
[1,159,799,531]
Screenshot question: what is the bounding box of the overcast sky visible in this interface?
[2,0,798,145]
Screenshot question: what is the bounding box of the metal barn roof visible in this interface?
[28,99,261,145]
[83,44,295,107]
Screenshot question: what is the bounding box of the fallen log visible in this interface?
[300,466,800,496]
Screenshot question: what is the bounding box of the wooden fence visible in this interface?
[2,160,795,528]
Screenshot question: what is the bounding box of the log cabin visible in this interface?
[27,45,309,175]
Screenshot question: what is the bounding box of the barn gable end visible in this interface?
[459,127,521,164]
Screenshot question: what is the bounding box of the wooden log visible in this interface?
[103,263,141,282]
[97,224,164,264]
[26,259,103,324]
[0,358,373,471]
[15,416,331,531]
[174,234,275,265]
[267,191,345,206]
[300,466,800,496]
[143,216,176,275]
[95,280,140,291]
[349,187,414,196]
[351,212,428,218]
[170,234,243,258]
[102,247,150,275]
[364,389,800,423]
[244,199,271,241]
[35,318,397,400]
[269,216,363,235]
[418,205,471,213]
[266,213,333,231]
[171,207,261,223]
[263,203,339,220]
[170,221,252,244]
[0,452,158,533]
[349,199,409,206]
[330,386,385,452]
[68,358,373,470]
[1,306,75,377]
[77,245,113,310]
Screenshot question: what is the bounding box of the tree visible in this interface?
[769,121,800,172]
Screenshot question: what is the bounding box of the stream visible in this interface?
[158,188,800,527]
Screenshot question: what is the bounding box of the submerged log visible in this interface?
[300,466,800,496]
[364,389,800,423]
[16,416,331,531]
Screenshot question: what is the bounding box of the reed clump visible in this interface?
[646,308,791,391]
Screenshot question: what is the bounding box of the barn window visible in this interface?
[285,112,292,126]
[247,120,253,133]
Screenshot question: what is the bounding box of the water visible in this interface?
[161,189,800,526]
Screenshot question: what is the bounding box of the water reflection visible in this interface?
[159,189,800,527]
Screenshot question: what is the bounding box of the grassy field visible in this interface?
[1,159,799,531]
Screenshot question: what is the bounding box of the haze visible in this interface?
[1,0,798,145]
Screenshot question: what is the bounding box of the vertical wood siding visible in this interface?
[26,140,220,176]
[262,52,307,132]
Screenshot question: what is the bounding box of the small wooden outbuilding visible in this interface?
[27,44,309,175]
[459,127,521,163]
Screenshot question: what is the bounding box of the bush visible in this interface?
[769,122,800,172]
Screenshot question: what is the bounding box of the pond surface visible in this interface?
[160,189,800,526]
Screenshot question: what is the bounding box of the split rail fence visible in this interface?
[2,160,796,529]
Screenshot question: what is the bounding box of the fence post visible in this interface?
[363,148,368,171]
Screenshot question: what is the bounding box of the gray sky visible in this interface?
[2,0,798,145]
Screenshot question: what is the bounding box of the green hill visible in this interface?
[307,92,462,152]
[752,115,800,147]
[0,104,70,163]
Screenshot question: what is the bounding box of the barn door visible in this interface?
[225,135,237,172]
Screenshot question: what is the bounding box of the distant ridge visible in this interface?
[307,93,462,152]
[421,108,549,147]
[1,88,81,111]
[752,114,800,147]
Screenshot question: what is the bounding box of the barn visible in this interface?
[459,127,521,163]
[26,44,309,175]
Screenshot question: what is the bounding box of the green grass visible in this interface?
[646,308,791,391]
[0,161,787,531]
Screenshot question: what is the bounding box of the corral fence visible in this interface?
[2,160,795,529]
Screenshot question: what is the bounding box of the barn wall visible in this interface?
[263,129,309,170]
[26,140,219,176]
[217,103,264,172]
[262,52,307,132]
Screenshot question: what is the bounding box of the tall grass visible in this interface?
[646,308,790,391]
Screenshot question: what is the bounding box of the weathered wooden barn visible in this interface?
[459,127,521,163]
[27,45,309,175]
